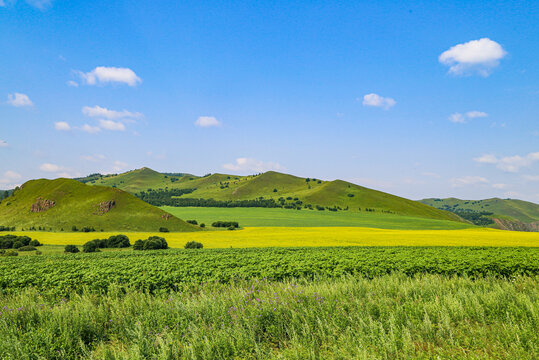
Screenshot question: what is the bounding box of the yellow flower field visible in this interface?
[12,227,539,248]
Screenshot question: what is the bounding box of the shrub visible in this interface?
[3,250,18,256]
[64,245,80,253]
[18,245,37,252]
[107,235,130,248]
[82,241,100,253]
[186,220,198,225]
[133,240,144,251]
[143,236,168,250]
[200,223,206,228]
[159,227,169,233]
[211,221,239,228]
[12,241,23,249]
[347,193,354,197]
[184,241,203,249]
[29,239,42,247]
[227,226,236,231]
[72,226,78,232]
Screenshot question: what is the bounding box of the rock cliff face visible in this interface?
[493,218,539,232]
[31,198,55,212]
[94,200,116,215]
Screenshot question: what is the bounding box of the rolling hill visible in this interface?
[420,198,539,231]
[79,168,463,223]
[0,178,200,232]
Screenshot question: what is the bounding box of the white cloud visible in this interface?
[112,161,128,172]
[439,38,507,76]
[81,154,105,162]
[54,121,71,131]
[0,140,7,147]
[77,66,141,86]
[82,105,142,120]
[223,158,285,173]
[492,183,508,189]
[40,163,63,172]
[98,119,126,131]
[474,152,539,172]
[361,93,396,110]
[0,170,22,187]
[81,124,101,134]
[466,111,488,119]
[195,116,221,127]
[7,93,33,107]
[66,80,79,87]
[503,191,520,199]
[450,176,489,187]
[449,111,488,123]
[25,0,53,10]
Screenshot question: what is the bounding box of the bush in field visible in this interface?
[133,240,144,251]
[18,245,36,252]
[211,221,239,228]
[186,220,198,225]
[29,239,42,247]
[82,241,101,253]
[106,235,130,248]
[3,249,18,256]
[64,245,80,253]
[12,241,24,249]
[184,241,203,249]
[133,236,168,251]
[200,223,206,228]
[159,227,169,232]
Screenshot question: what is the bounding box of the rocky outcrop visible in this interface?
[493,218,539,232]
[94,200,116,215]
[31,197,55,212]
[161,213,171,220]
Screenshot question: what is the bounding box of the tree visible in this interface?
[64,245,80,253]
[184,241,203,249]
[82,241,100,253]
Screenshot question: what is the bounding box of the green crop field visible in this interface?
[160,206,475,229]
[0,248,537,359]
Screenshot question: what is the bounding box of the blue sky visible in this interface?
[1,0,538,202]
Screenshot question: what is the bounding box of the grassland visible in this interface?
[82,168,463,222]
[9,226,539,248]
[0,178,198,232]
[160,206,475,229]
[420,197,539,223]
[0,274,537,359]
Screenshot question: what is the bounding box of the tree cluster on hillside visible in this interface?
[0,226,16,231]
[453,210,495,226]
[211,221,239,228]
[83,235,130,253]
[133,236,168,250]
[135,188,196,206]
[0,235,41,250]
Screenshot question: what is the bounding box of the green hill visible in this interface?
[420,198,539,223]
[0,178,200,232]
[80,168,462,222]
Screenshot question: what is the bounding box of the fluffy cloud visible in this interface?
[81,124,101,134]
[112,161,128,172]
[474,152,539,172]
[39,163,63,172]
[82,105,142,120]
[223,158,285,173]
[449,111,488,123]
[195,116,221,127]
[361,93,396,110]
[439,38,506,76]
[450,176,489,187]
[54,121,71,131]
[0,170,22,187]
[98,119,126,131]
[492,183,508,189]
[78,66,141,86]
[7,93,33,107]
[66,80,79,87]
[0,140,7,147]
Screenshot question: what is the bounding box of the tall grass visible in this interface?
[0,274,537,359]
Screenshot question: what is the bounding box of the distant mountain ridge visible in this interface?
[76,168,463,223]
[0,178,200,232]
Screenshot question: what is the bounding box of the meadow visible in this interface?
[9,226,539,249]
[160,206,475,229]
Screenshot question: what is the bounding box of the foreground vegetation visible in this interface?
[0,274,537,359]
[0,247,537,294]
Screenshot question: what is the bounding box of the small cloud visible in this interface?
[449,111,488,123]
[450,175,489,187]
[81,154,105,162]
[523,175,539,182]
[361,93,396,110]
[40,163,63,172]
[223,158,285,174]
[7,93,33,107]
[77,66,141,86]
[54,121,71,131]
[474,152,539,172]
[0,170,22,187]
[439,38,507,76]
[66,80,79,87]
[82,105,142,120]
[195,116,221,128]
[25,0,53,10]
[112,161,128,172]
[98,119,126,131]
[492,183,508,189]
[0,140,8,147]
[81,124,101,134]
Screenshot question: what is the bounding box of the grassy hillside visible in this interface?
[420,198,539,223]
[81,169,462,222]
[0,178,200,232]
[161,206,474,230]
